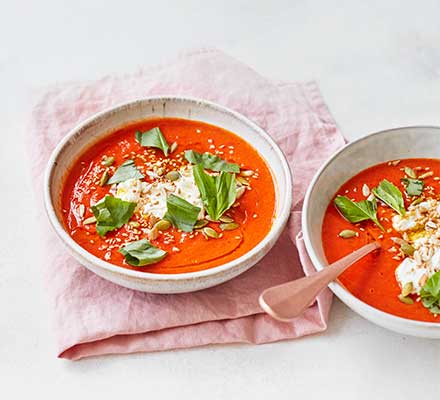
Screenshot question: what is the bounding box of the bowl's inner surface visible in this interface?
[306,127,440,270]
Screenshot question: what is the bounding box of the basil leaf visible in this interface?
[163,194,201,232]
[91,195,136,236]
[136,127,170,156]
[401,178,424,197]
[185,150,240,173]
[372,179,406,216]
[420,271,440,314]
[107,159,144,185]
[193,164,237,221]
[119,239,167,266]
[334,195,384,231]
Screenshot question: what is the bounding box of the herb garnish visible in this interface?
[401,178,424,197]
[420,271,440,314]
[193,164,237,221]
[163,194,201,232]
[91,195,136,236]
[136,127,170,156]
[185,150,240,173]
[334,196,384,231]
[107,160,144,185]
[119,239,167,266]
[372,179,406,216]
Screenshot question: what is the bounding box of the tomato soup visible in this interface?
[61,118,276,274]
[322,159,440,322]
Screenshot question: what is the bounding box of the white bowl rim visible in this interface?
[44,95,293,282]
[302,125,440,329]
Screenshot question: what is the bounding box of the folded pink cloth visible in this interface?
[28,49,345,360]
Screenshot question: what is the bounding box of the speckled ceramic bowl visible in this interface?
[44,97,292,294]
[303,126,440,338]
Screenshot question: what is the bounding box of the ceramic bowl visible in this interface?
[44,97,292,294]
[303,126,440,338]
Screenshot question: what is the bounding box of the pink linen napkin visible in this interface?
[28,49,345,360]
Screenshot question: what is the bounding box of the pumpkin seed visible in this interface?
[170,142,178,153]
[240,170,254,177]
[166,170,180,181]
[236,176,250,186]
[362,184,370,197]
[338,229,357,239]
[391,237,407,246]
[101,156,115,167]
[219,215,234,223]
[401,282,413,297]
[156,167,165,176]
[203,227,219,239]
[154,219,171,231]
[99,169,110,186]
[83,216,97,225]
[418,171,434,179]
[236,186,246,199]
[398,294,414,305]
[411,197,424,206]
[400,242,415,256]
[404,166,417,179]
[220,222,239,231]
[205,216,219,223]
[128,221,140,228]
[194,220,209,229]
[148,227,158,240]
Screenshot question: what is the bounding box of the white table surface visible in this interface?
[2,0,440,398]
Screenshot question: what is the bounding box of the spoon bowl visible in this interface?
[259,242,380,321]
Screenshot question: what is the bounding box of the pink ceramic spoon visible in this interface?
[259,242,380,322]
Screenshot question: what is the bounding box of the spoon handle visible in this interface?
[259,242,380,322]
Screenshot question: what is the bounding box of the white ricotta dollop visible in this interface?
[173,167,204,219]
[140,182,172,219]
[393,198,440,294]
[395,258,427,294]
[114,178,144,203]
[134,165,205,220]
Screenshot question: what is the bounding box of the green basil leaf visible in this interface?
[119,239,167,266]
[185,150,240,173]
[401,178,424,197]
[163,194,201,232]
[193,164,237,221]
[334,195,384,231]
[136,127,170,156]
[372,179,406,216]
[420,271,440,314]
[91,195,136,236]
[107,159,144,185]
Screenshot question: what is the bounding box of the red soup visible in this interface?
[62,118,276,274]
[322,158,440,322]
